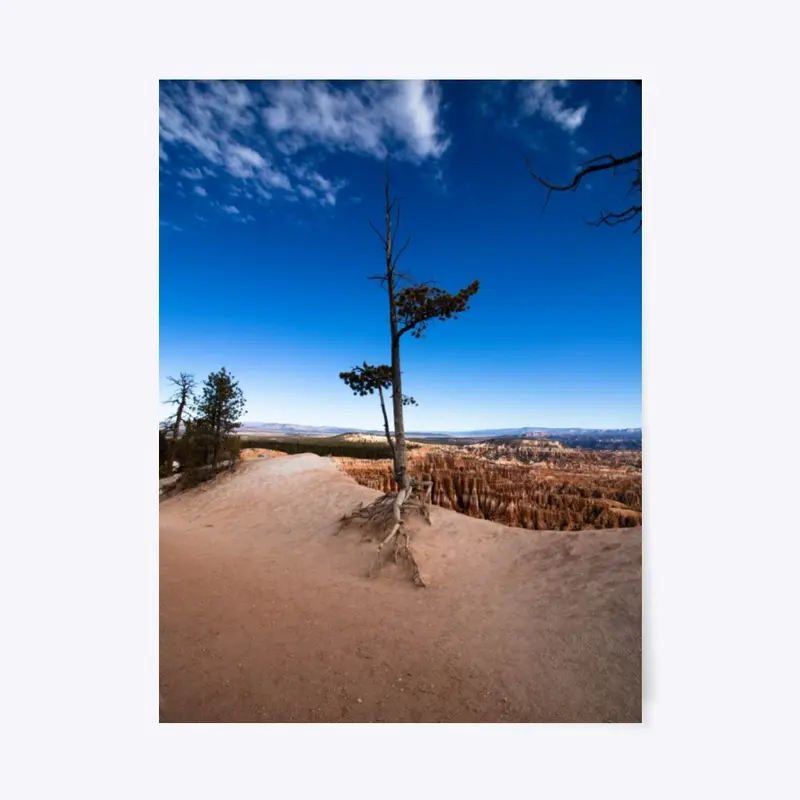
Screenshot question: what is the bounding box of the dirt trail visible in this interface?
[160,454,641,722]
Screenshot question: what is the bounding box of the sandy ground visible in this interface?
[160,454,641,722]
[239,448,290,460]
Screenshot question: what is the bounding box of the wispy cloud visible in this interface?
[614,80,631,104]
[160,81,291,202]
[254,184,272,202]
[477,81,544,150]
[291,164,347,206]
[432,165,448,194]
[481,80,589,136]
[159,220,182,232]
[159,80,450,216]
[262,80,450,162]
[479,80,511,117]
[194,185,207,197]
[218,203,240,215]
[518,81,588,133]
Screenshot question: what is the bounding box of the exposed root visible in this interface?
[394,530,426,587]
[339,478,433,586]
[368,519,404,578]
[335,494,397,538]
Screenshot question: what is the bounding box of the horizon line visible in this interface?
[238,420,642,433]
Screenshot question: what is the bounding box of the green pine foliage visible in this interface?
[192,367,246,468]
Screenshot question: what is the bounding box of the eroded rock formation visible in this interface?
[335,445,642,531]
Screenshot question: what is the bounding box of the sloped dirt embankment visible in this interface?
[159,454,641,722]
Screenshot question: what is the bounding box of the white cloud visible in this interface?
[477,81,546,151]
[254,184,273,202]
[160,81,292,199]
[219,204,239,215]
[262,80,450,161]
[231,184,256,199]
[194,185,207,197]
[431,166,449,195]
[159,80,450,212]
[260,165,292,190]
[518,81,588,132]
[292,164,347,206]
[224,143,266,178]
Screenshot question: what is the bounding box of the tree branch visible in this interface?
[396,323,416,339]
[377,385,396,463]
[527,149,642,231]
[527,151,642,196]
[368,220,387,247]
[394,236,412,266]
[393,269,417,286]
[591,205,642,233]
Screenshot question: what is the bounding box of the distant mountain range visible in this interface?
[238,421,642,439]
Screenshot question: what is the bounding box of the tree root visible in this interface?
[392,530,426,587]
[338,479,433,586]
[335,493,398,539]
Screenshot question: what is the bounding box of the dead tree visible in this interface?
[526,79,642,233]
[163,372,195,475]
[338,160,479,585]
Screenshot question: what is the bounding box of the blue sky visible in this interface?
[160,80,641,431]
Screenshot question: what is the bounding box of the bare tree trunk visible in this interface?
[377,385,396,463]
[165,374,196,476]
[212,417,221,469]
[389,331,408,491]
[382,165,409,494]
[167,397,187,476]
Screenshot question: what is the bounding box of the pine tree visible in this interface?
[193,367,246,469]
[338,361,417,463]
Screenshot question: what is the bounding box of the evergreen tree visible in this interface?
[193,367,246,469]
[339,361,417,463]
